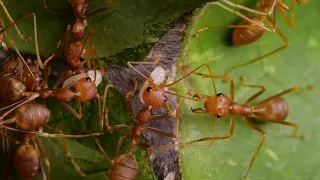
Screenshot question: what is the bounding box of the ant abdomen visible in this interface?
[252,97,289,121]
[109,155,138,180]
[14,144,40,180]
[232,17,265,46]
[16,104,51,131]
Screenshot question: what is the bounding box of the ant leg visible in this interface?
[44,124,86,177]
[125,79,138,117]
[240,76,266,105]
[127,56,160,81]
[220,0,273,16]
[53,67,74,89]
[76,29,93,68]
[0,128,20,145]
[196,1,274,34]
[44,0,67,12]
[91,135,112,163]
[0,17,35,80]
[143,127,177,138]
[0,16,9,51]
[149,102,173,121]
[101,84,116,130]
[59,101,82,119]
[42,54,56,88]
[241,116,266,179]
[135,144,153,179]
[115,135,130,158]
[0,93,39,120]
[184,115,235,146]
[86,0,112,17]
[278,0,296,28]
[250,114,304,139]
[225,28,289,77]
[0,12,45,70]
[255,86,300,105]
[0,2,32,41]
[1,125,107,138]
[33,136,51,180]
[195,74,235,101]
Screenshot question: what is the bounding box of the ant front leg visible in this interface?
[184,115,235,147]
[86,0,113,17]
[199,74,235,101]
[44,124,86,177]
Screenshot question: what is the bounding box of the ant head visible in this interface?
[136,107,152,124]
[14,144,40,178]
[65,41,86,68]
[204,93,231,119]
[72,19,86,40]
[140,81,167,108]
[2,56,23,75]
[76,77,97,102]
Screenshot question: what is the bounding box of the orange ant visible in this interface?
[91,81,177,179]
[127,56,212,113]
[167,68,304,179]
[193,0,309,76]
[43,0,112,88]
[0,95,109,179]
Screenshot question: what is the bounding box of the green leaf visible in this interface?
[0,0,208,59]
[176,0,320,180]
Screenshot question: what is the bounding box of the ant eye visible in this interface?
[39,76,43,82]
[0,26,4,33]
[13,68,18,74]
[86,77,91,81]
[80,56,85,62]
[216,114,222,118]
[164,96,167,101]
[217,93,224,97]
[147,87,152,92]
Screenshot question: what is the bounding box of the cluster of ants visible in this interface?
[0,0,310,179]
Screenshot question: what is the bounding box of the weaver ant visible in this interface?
[90,80,177,179]
[165,66,304,179]
[193,0,309,76]
[43,0,112,88]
